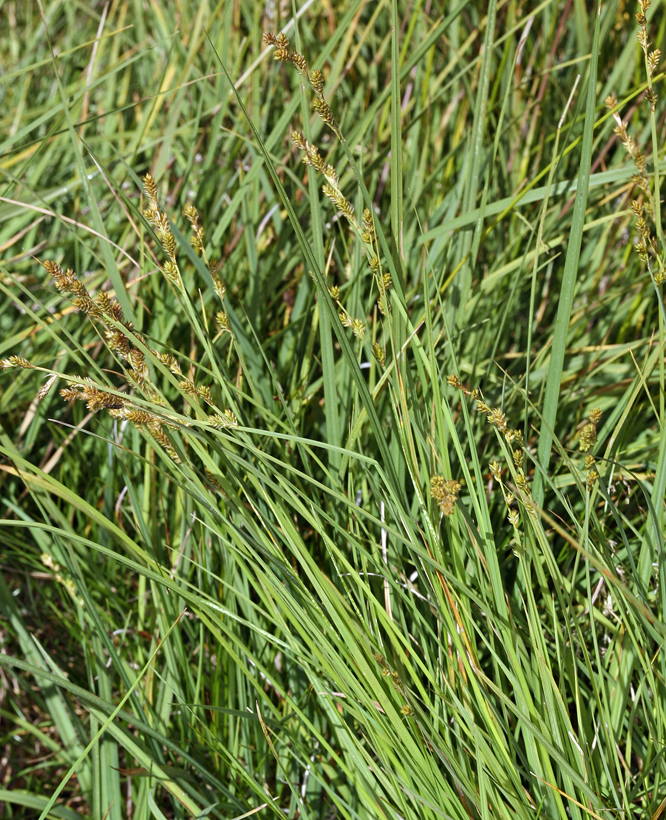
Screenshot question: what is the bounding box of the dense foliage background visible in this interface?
[1,1,666,819]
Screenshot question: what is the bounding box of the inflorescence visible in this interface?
[264,30,392,350]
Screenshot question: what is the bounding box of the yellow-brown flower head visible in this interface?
[430,475,462,517]
[579,407,602,452]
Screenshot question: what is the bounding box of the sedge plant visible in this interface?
[1,2,666,820]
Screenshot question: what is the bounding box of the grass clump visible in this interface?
[1,2,665,820]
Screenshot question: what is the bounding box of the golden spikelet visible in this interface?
[648,49,661,75]
[215,311,231,333]
[162,260,183,290]
[322,184,355,223]
[68,273,88,297]
[85,389,124,412]
[142,173,158,211]
[128,348,149,385]
[106,330,131,357]
[372,343,386,368]
[36,374,58,402]
[362,208,375,240]
[44,260,74,293]
[350,318,365,339]
[157,352,182,375]
[212,273,226,300]
[183,203,205,254]
[182,203,198,224]
[313,97,336,130]
[58,379,124,412]
[263,31,290,61]
[110,300,124,323]
[208,410,238,429]
[223,409,238,427]
[179,379,199,397]
[579,408,602,452]
[290,51,309,76]
[109,407,159,428]
[60,386,82,402]
[584,454,599,491]
[72,295,97,316]
[43,259,64,280]
[162,230,177,261]
[204,467,228,496]
[96,291,114,318]
[309,69,324,93]
[151,426,181,463]
[1,355,35,370]
[198,385,214,406]
[430,476,462,517]
[292,130,307,150]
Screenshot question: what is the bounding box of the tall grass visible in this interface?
[1,1,665,819]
